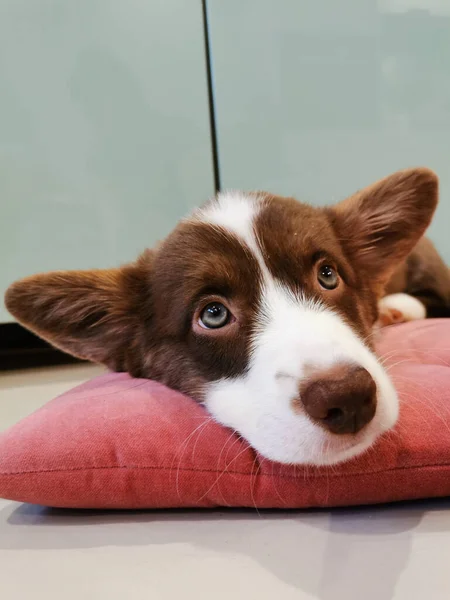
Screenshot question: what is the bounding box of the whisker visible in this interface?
[250,454,263,518]
[172,417,214,500]
[196,444,252,503]
[270,460,288,506]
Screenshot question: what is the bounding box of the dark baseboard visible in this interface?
[0,322,84,371]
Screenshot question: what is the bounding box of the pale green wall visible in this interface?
[4,0,450,325]
[208,0,450,261]
[1,0,214,322]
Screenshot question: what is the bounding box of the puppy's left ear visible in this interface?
[4,250,154,372]
[328,167,439,287]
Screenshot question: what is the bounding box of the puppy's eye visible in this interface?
[199,302,230,329]
[317,265,339,290]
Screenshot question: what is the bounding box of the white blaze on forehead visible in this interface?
[197,191,259,247]
[197,191,271,280]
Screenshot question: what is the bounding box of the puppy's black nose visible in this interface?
[300,365,377,434]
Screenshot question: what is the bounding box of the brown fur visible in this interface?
[256,195,377,342]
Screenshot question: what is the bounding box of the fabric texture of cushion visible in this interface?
[1,319,450,510]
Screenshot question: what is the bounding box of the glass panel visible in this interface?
[1,0,214,322]
[208,0,450,261]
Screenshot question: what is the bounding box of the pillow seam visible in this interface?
[1,461,449,479]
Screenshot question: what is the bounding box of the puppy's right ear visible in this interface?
[328,167,439,288]
[4,250,154,372]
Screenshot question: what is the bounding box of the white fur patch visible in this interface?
[198,191,273,280]
[379,293,426,322]
[206,283,398,465]
[197,191,271,271]
[198,192,399,466]
[198,191,259,248]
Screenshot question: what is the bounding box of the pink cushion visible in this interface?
[1,319,450,509]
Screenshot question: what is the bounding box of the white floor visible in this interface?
[1,364,450,600]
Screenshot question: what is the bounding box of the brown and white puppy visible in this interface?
[5,168,449,466]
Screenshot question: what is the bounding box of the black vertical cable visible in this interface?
[201,0,221,193]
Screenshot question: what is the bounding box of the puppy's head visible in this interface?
[5,168,438,465]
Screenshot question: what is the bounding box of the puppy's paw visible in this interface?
[377,293,426,328]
